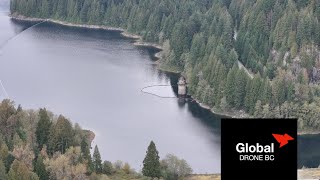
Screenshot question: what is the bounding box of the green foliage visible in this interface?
[0,160,7,180]
[142,141,161,179]
[35,108,52,150]
[47,115,74,155]
[8,160,39,180]
[102,161,114,175]
[34,156,48,180]
[225,66,237,106]
[0,100,162,179]
[235,69,249,108]
[81,138,91,160]
[5,154,15,173]
[161,154,192,180]
[92,145,102,174]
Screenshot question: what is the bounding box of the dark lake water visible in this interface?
[1,10,320,173]
[0,11,222,173]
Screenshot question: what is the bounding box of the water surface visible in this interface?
[2,10,320,173]
[0,12,221,173]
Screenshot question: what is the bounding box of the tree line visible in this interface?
[0,100,192,179]
[10,0,320,132]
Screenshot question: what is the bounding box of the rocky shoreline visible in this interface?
[190,96,249,118]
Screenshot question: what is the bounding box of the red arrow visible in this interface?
[272,133,294,148]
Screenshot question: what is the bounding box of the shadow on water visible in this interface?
[10,18,39,33]
[298,134,320,168]
[136,46,161,61]
[162,70,221,134]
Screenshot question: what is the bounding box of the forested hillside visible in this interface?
[0,99,99,179]
[0,100,193,179]
[10,0,320,132]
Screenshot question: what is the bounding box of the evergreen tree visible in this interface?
[80,137,94,173]
[142,141,161,179]
[47,115,73,155]
[80,138,91,160]
[35,108,52,150]
[235,69,248,108]
[34,156,48,180]
[5,154,15,172]
[225,66,237,106]
[92,145,102,173]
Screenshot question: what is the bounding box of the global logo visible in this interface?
[235,133,294,161]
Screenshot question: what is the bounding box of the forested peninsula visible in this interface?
[9,0,320,133]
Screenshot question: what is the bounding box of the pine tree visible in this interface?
[235,69,248,108]
[142,141,161,179]
[80,138,91,160]
[47,115,73,154]
[34,156,48,180]
[225,66,237,106]
[36,108,52,150]
[92,145,102,173]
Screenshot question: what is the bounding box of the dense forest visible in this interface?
[0,100,192,179]
[9,0,320,132]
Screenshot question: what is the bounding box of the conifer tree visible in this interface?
[142,141,161,179]
[34,156,48,180]
[36,108,51,150]
[92,145,102,173]
[235,69,248,108]
[225,66,237,106]
[47,115,73,154]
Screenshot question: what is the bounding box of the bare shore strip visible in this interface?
[186,169,320,180]
[10,14,163,56]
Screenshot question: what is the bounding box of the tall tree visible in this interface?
[92,145,102,173]
[142,141,161,179]
[34,156,48,180]
[225,66,237,106]
[234,69,248,108]
[47,115,73,155]
[35,108,52,150]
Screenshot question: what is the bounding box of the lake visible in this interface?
[0,11,221,173]
[1,9,320,173]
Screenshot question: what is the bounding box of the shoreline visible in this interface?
[10,14,163,51]
[298,131,320,135]
[190,96,248,118]
[10,14,319,135]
